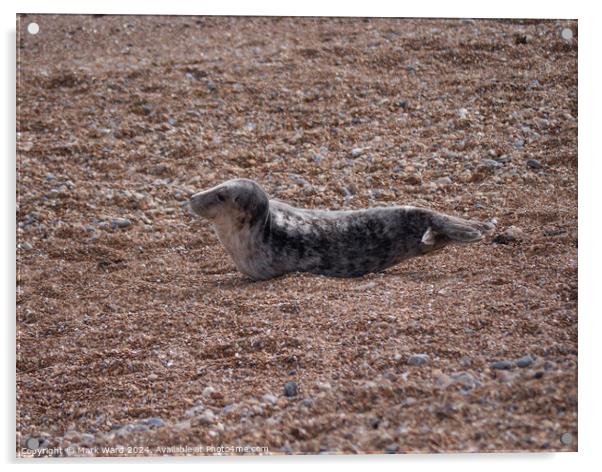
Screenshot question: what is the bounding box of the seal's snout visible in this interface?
[189,191,208,216]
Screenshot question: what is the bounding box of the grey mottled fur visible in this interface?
[190,179,494,280]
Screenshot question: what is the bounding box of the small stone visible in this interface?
[458,108,468,119]
[490,360,514,370]
[404,174,422,185]
[185,404,205,417]
[281,444,293,454]
[262,393,278,405]
[80,433,95,444]
[533,371,544,379]
[407,353,429,366]
[206,80,217,92]
[513,138,525,148]
[283,381,298,397]
[526,159,542,169]
[302,398,314,408]
[202,386,216,398]
[494,154,512,163]
[173,420,191,431]
[340,186,355,197]
[516,355,535,368]
[385,443,399,454]
[396,100,409,109]
[514,33,533,45]
[168,117,177,126]
[452,372,477,390]
[196,409,215,425]
[493,226,524,244]
[19,241,33,250]
[142,417,164,428]
[396,423,408,434]
[435,373,453,388]
[434,176,452,186]
[355,281,376,291]
[64,430,80,441]
[351,147,366,158]
[316,381,332,391]
[480,158,502,167]
[111,218,132,229]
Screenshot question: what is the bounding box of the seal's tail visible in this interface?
[427,213,496,244]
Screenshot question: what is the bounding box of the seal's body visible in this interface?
[190,179,494,280]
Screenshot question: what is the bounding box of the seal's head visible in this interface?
[190,178,269,227]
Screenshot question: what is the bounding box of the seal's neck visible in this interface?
[212,213,270,279]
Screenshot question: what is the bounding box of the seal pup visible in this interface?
[189,178,494,280]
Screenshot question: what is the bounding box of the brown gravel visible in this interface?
[16,15,577,456]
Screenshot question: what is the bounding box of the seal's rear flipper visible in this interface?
[433,214,496,243]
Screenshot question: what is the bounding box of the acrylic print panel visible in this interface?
[16,14,578,457]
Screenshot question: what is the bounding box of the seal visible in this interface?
[189,178,494,280]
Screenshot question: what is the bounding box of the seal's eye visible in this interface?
[216,193,226,202]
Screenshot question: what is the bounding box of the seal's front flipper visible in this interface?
[421,227,437,245]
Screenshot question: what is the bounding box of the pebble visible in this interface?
[283,381,298,397]
[407,353,429,366]
[514,33,533,45]
[516,355,535,368]
[526,159,542,169]
[79,433,95,444]
[196,409,215,425]
[396,423,408,434]
[434,176,452,186]
[206,80,217,92]
[111,218,132,229]
[494,154,512,163]
[340,186,355,197]
[355,281,376,291]
[435,373,453,388]
[480,158,502,167]
[202,386,216,398]
[316,381,332,391]
[262,393,278,405]
[513,138,525,148]
[19,241,33,250]
[351,147,366,158]
[142,417,164,428]
[452,372,478,390]
[385,443,400,454]
[493,226,524,244]
[302,398,314,408]
[185,404,206,417]
[458,108,468,119]
[490,360,514,370]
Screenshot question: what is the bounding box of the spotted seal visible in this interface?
[189,178,494,280]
